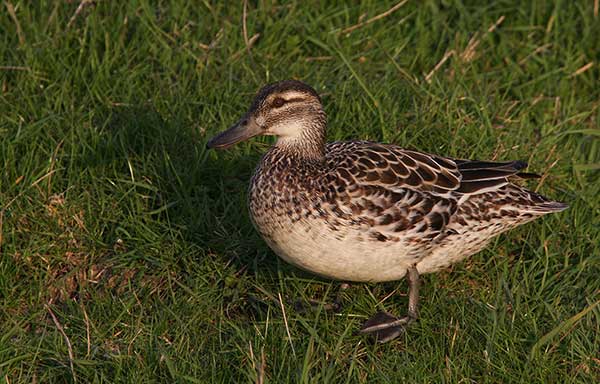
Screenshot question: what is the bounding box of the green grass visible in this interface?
[1,1,599,382]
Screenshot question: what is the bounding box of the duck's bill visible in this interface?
[206,116,262,150]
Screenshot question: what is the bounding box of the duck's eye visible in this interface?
[272,97,286,108]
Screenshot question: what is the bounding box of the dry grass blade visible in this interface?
[199,27,224,51]
[248,341,256,377]
[278,292,296,358]
[340,0,409,35]
[518,43,552,65]
[5,1,26,46]
[240,0,258,66]
[0,65,30,71]
[248,342,265,384]
[460,16,505,63]
[259,346,265,384]
[0,210,3,249]
[305,56,333,62]
[46,304,77,382]
[80,302,91,357]
[243,0,250,49]
[569,62,594,78]
[535,158,560,193]
[230,33,260,61]
[47,139,64,197]
[425,50,455,83]
[67,0,96,28]
[426,16,505,82]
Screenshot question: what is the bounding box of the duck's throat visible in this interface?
[274,120,326,161]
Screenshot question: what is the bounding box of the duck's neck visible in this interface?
[274,113,327,162]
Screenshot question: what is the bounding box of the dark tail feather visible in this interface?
[515,171,541,179]
[456,159,541,180]
[455,159,534,194]
[454,159,528,171]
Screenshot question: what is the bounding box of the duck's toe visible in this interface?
[359,311,412,343]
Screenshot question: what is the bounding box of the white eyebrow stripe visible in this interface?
[280,91,307,100]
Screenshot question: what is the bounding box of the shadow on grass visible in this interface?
[74,105,326,292]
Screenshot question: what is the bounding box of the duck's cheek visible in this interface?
[255,115,266,126]
[269,120,306,138]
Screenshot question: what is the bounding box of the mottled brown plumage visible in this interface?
[207,80,567,342]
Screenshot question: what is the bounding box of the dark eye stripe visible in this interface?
[272,97,306,108]
[284,97,306,103]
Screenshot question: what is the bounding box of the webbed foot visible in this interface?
[358,266,420,343]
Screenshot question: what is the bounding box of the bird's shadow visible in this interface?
[80,105,318,286]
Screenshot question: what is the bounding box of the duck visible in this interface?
[206,80,567,343]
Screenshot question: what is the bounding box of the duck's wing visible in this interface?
[322,141,541,243]
[326,141,537,198]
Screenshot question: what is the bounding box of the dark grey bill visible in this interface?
[206,115,262,150]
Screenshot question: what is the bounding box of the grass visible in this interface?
[1,0,599,382]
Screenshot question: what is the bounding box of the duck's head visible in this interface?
[207,80,327,157]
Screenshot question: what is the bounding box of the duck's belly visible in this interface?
[252,215,513,283]
[255,217,418,282]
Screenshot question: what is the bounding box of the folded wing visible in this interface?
[323,141,543,243]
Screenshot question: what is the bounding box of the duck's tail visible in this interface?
[507,184,568,215]
[453,158,568,214]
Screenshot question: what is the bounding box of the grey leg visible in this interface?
[359,266,420,343]
[330,282,349,312]
[296,283,349,313]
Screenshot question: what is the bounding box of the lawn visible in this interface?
[1,1,599,382]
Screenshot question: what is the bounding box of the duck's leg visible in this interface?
[359,266,419,343]
[296,283,349,313]
[329,282,349,312]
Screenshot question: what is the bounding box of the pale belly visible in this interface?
[261,220,413,282]
[252,215,509,283]
[254,216,481,282]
